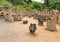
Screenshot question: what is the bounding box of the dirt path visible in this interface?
[0,17,60,42]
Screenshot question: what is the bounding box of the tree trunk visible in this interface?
[46,19,57,32]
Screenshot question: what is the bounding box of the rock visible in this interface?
[38,18,43,26]
[13,15,18,21]
[29,23,37,34]
[8,16,14,22]
[17,15,22,21]
[5,10,14,22]
[23,20,28,24]
[4,13,9,21]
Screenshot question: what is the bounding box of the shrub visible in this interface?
[46,15,51,20]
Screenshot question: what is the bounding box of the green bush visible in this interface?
[46,15,51,20]
[0,7,2,11]
[48,0,60,11]
[32,1,45,11]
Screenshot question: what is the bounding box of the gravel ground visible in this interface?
[0,17,60,42]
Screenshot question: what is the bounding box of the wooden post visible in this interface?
[58,13,60,25]
[53,10,59,24]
